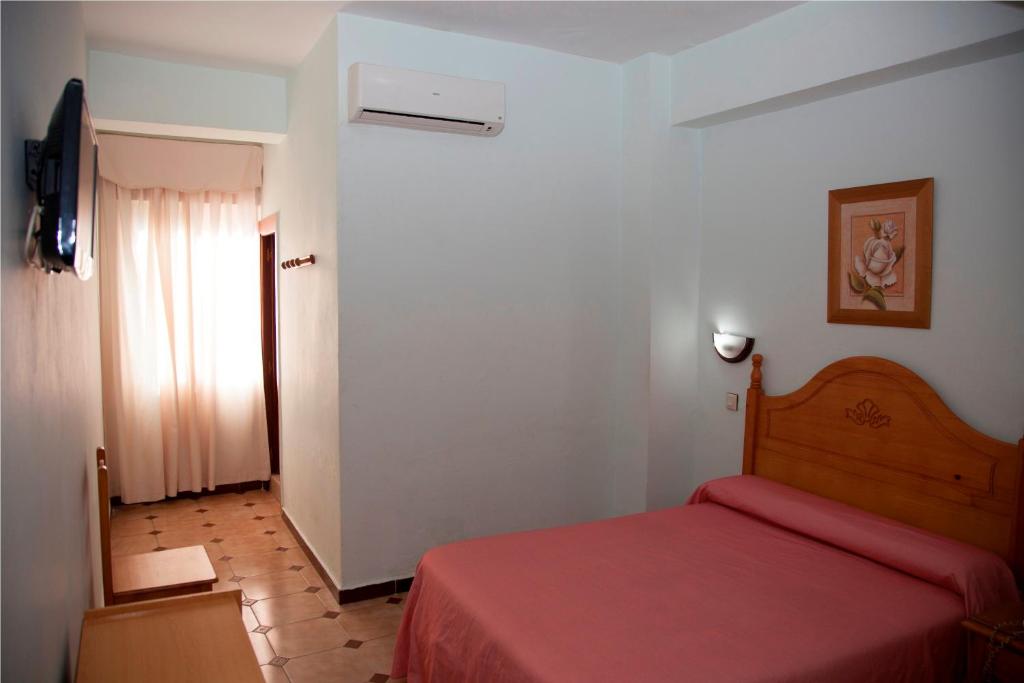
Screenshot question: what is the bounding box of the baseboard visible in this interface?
[111,479,269,506]
[279,511,412,605]
[339,576,414,605]
[281,510,341,602]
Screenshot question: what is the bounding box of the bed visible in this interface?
[392,355,1023,682]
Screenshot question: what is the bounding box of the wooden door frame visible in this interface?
[258,214,280,475]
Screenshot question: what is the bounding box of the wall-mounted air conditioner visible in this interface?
[348,63,505,137]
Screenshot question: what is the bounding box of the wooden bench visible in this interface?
[98,448,217,605]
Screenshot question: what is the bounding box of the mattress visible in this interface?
[392,475,1017,682]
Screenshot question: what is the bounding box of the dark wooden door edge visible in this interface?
[259,231,281,474]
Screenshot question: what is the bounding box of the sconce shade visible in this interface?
[713,333,755,363]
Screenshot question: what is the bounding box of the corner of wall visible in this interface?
[617,53,705,513]
[260,12,344,587]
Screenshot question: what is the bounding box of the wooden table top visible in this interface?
[77,589,263,683]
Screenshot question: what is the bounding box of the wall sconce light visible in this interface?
[713,332,755,364]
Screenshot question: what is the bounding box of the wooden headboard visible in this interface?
[743,354,1024,578]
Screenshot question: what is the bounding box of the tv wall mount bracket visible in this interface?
[24,139,42,193]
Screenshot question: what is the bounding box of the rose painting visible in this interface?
[848,214,905,310]
[828,179,933,328]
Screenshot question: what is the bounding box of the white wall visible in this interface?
[629,1,1024,507]
[261,4,1024,592]
[335,14,625,587]
[88,50,287,142]
[1,2,105,679]
[690,52,1024,491]
[618,54,702,512]
[261,19,343,585]
[612,55,654,515]
[671,1,1024,127]
[641,67,703,512]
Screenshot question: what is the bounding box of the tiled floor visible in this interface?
[111,488,404,683]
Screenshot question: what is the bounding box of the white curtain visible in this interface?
[99,168,270,503]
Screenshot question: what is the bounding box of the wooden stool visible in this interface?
[98,448,217,604]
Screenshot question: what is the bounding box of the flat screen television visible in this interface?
[26,78,98,280]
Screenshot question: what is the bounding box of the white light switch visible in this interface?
[726,393,739,411]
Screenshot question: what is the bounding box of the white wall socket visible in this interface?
[726,393,739,411]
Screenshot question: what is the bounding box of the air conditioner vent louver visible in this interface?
[348,64,504,137]
[361,109,487,127]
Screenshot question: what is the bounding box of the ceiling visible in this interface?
[84,1,346,73]
[83,1,799,72]
[342,1,798,63]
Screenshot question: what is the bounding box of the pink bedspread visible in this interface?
[393,475,1017,683]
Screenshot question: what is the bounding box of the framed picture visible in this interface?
[827,178,933,328]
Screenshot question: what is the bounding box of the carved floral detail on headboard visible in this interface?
[845,399,891,428]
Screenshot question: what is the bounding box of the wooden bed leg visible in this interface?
[742,355,763,475]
